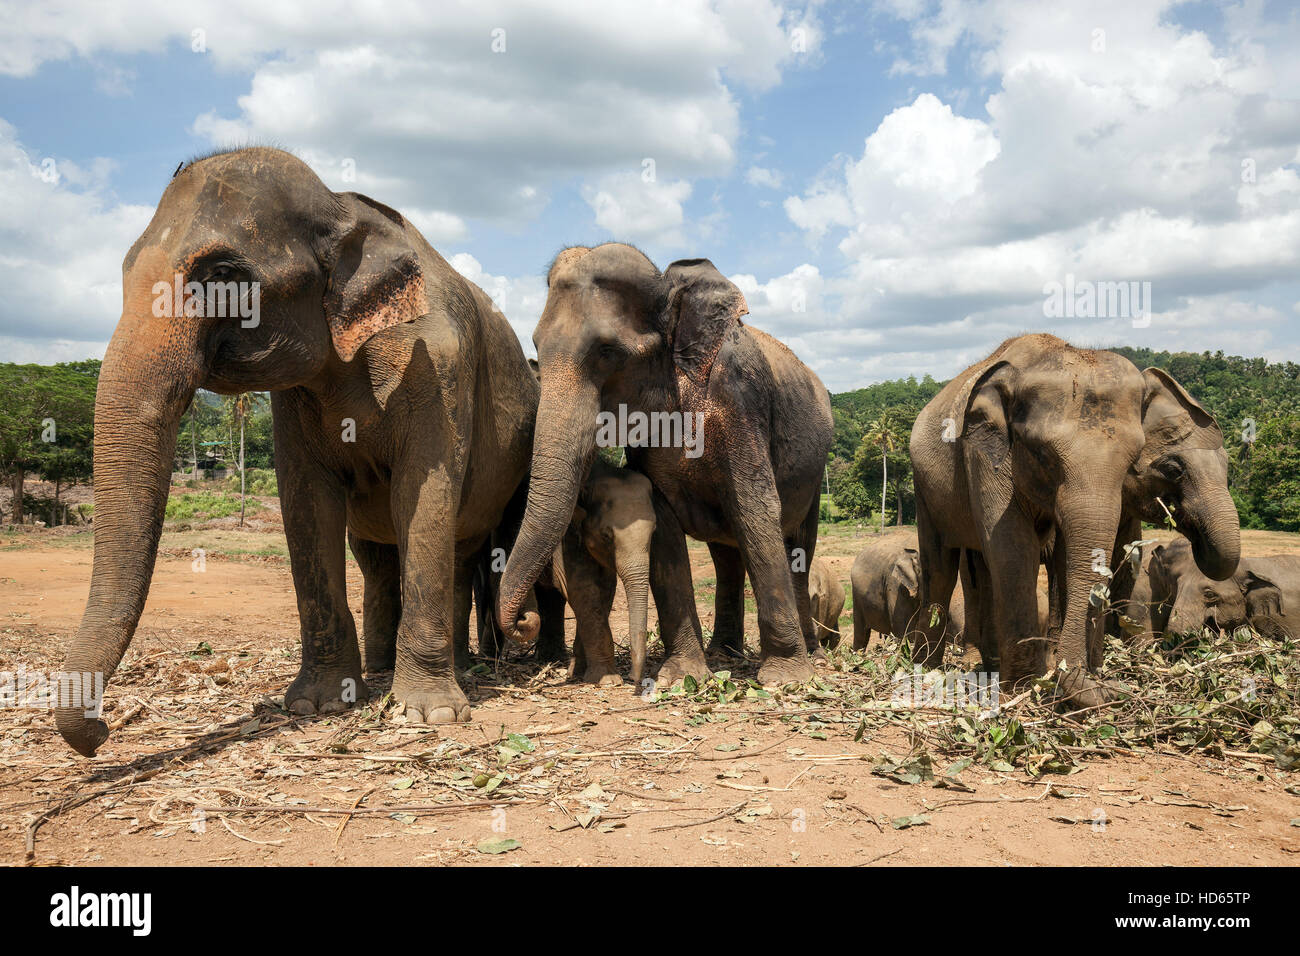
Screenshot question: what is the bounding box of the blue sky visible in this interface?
[2,0,1298,390]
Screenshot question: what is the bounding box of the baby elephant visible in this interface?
[809,557,847,648]
[851,531,945,651]
[1148,536,1299,640]
[550,459,657,687]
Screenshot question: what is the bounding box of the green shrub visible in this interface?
[165,491,251,522]
[224,468,278,497]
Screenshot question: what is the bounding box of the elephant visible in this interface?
[910,333,1239,709]
[546,458,657,687]
[1148,536,1300,640]
[497,243,834,689]
[849,530,1048,663]
[55,147,541,756]
[808,557,846,648]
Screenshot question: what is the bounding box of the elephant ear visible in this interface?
[662,258,747,385]
[1241,569,1284,619]
[1139,368,1224,459]
[959,360,1015,467]
[891,549,921,598]
[319,193,428,362]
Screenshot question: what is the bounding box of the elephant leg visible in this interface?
[389,449,470,724]
[534,580,568,664]
[852,597,870,651]
[913,496,960,669]
[350,532,400,673]
[981,517,1046,692]
[278,432,367,715]
[473,543,505,660]
[791,493,825,663]
[1104,514,1142,656]
[720,464,813,687]
[648,488,710,689]
[451,544,479,671]
[563,536,622,686]
[964,550,999,674]
[706,542,746,658]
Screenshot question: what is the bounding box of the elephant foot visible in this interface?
[392,678,471,724]
[655,649,712,689]
[583,664,627,687]
[533,637,569,666]
[706,638,745,660]
[1054,668,1122,713]
[757,651,815,688]
[808,644,829,667]
[285,664,368,716]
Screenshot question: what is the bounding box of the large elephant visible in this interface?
[497,244,834,687]
[55,147,539,756]
[808,557,846,648]
[1148,536,1299,640]
[910,334,1239,708]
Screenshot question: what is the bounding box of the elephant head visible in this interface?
[888,548,923,641]
[497,243,746,640]
[57,147,430,756]
[1126,369,1240,581]
[1148,537,1249,635]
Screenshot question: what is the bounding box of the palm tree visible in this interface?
[223,393,266,526]
[863,411,899,534]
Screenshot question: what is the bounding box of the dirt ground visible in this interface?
[2,512,1298,867]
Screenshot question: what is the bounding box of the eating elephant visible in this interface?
[808,557,846,648]
[910,334,1239,708]
[1148,536,1299,640]
[498,243,834,688]
[55,147,539,756]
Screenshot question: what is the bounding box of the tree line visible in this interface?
[4,346,1298,532]
[0,359,272,526]
[827,348,1300,533]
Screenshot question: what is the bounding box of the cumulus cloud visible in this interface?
[0,120,154,353]
[582,172,693,245]
[778,0,1300,385]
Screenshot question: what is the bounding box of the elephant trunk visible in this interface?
[498,382,599,642]
[1055,485,1125,682]
[615,552,651,687]
[1178,474,1240,582]
[56,296,202,756]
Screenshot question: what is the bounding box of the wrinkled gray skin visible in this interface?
[850,530,1047,666]
[910,334,1239,709]
[550,459,657,687]
[808,557,846,648]
[1149,536,1300,640]
[498,243,833,689]
[56,148,539,756]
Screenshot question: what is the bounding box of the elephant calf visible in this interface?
[549,460,657,687]
[808,557,846,648]
[1149,536,1300,640]
[850,530,1047,669]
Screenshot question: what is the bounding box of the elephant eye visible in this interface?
[1201,588,1219,604]
[598,344,620,362]
[202,260,240,283]
[1157,457,1185,480]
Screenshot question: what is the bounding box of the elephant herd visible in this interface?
[51,147,1286,759]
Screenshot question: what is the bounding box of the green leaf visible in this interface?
[476,838,521,854]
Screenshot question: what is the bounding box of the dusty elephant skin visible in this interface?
[909,333,1239,709]
[498,243,834,689]
[1148,536,1300,640]
[55,147,540,756]
[807,557,846,648]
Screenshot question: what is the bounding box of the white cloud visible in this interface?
[0,120,154,354]
[582,172,694,246]
[744,165,784,188]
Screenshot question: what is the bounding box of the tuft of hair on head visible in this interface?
[171,141,294,181]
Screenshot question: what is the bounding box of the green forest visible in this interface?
[3,346,1298,530]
